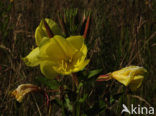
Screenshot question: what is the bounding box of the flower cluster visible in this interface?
[12,18,147,103]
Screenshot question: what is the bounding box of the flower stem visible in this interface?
[71,73,78,88]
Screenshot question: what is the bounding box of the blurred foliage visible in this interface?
[0,0,156,115]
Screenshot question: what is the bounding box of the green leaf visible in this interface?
[99,100,106,109]
[76,82,83,93]
[110,96,115,104]
[79,94,88,103]
[35,76,59,89]
[65,95,73,111]
[88,69,103,78]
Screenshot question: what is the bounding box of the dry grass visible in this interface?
[0,0,156,115]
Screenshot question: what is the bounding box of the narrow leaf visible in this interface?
[88,69,102,79]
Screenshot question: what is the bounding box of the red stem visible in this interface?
[83,16,90,39]
[72,73,78,87]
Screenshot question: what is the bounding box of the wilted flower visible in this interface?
[12,84,40,102]
[23,18,89,79]
[111,66,147,91]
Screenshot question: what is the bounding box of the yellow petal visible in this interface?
[79,44,88,63]
[67,36,87,65]
[129,75,144,91]
[111,66,147,87]
[133,66,147,75]
[40,61,58,79]
[23,47,40,67]
[40,35,77,61]
[72,44,88,65]
[38,37,50,47]
[73,59,90,72]
[111,70,133,86]
[66,35,84,50]
[35,24,47,46]
[121,66,147,76]
[72,44,89,72]
[81,44,87,56]
[35,18,64,46]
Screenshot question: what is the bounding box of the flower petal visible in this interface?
[81,44,87,56]
[111,66,147,87]
[73,59,90,72]
[129,66,147,75]
[38,37,50,47]
[129,75,144,91]
[35,18,64,46]
[121,66,147,76]
[35,24,47,46]
[39,35,77,61]
[66,35,84,50]
[72,44,88,66]
[111,70,133,86]
[23,47,40,67]
[40,61,58,79]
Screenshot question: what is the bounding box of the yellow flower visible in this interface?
[111,66,147,91]
[12,84,40,102]
[23,35,89,79]
[23,18,89,79]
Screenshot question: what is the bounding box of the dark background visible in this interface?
[0,0,156,115]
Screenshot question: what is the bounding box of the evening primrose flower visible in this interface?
[12,84,40,102]
[111,66,147,91]
[23,18,89,79]
[97,66,147,91]
[23,35,89,79]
